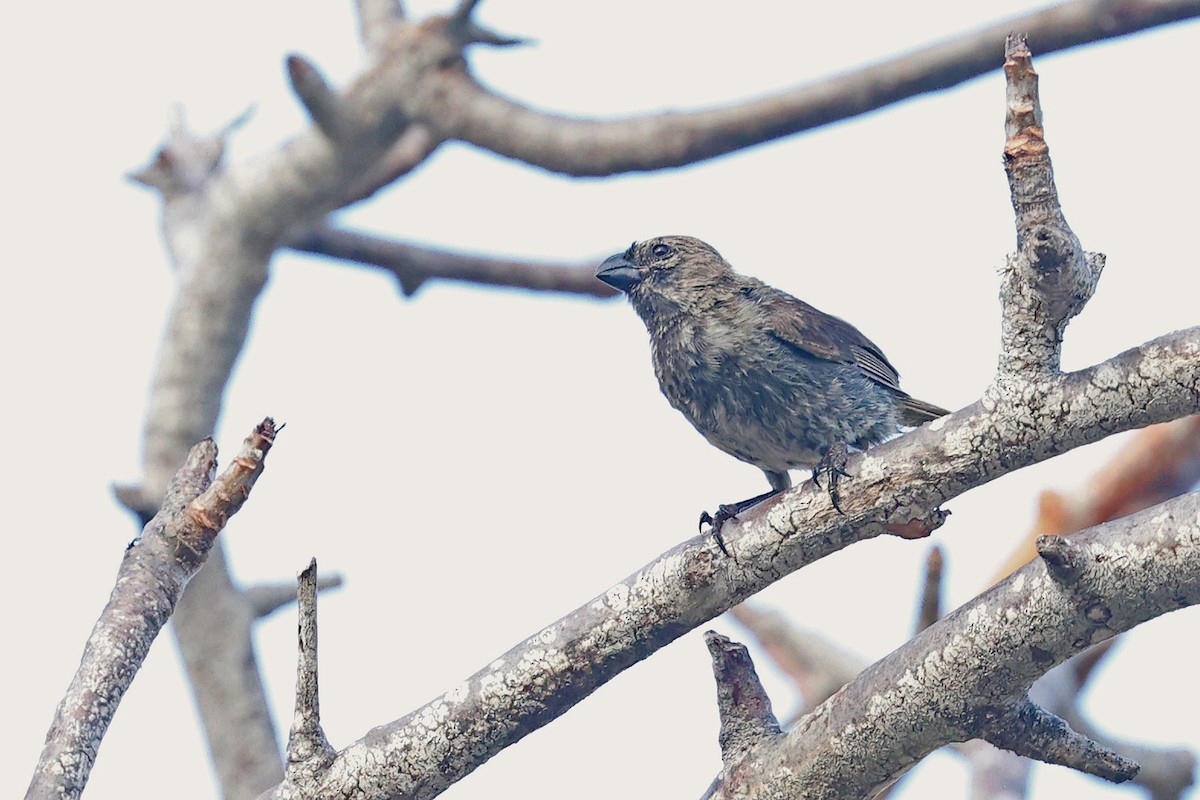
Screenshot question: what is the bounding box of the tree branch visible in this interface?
[710,492,1200,798]
[408,0,1200,176]
[284,561,336,785]
[121,6,1200,796]
[25,420,278,800]
[252,322,1200,799]
[287,224,618,297]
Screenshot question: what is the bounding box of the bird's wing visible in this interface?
[751,284,904,394]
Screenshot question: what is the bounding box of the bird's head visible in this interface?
[596,235,733,312]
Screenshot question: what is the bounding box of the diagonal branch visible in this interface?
[26,420,278,800]
[708,494,1200,798]
[255,324,1200,799]
[125,6,1200,796]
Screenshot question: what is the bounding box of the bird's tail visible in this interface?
[897,395,950,426]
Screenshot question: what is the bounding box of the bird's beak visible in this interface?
[595,253,644,292]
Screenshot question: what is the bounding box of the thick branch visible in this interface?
[124,7,1200,797]
[256,326,1200,799]
[409,0,1200,176]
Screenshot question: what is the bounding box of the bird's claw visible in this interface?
[699,505,741,556]
[813,443,851,513]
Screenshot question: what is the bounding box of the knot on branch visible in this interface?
[1037,534,1084,582]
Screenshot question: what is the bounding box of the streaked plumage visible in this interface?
[597,235,947,526]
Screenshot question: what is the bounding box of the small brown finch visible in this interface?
[596,235,948,541]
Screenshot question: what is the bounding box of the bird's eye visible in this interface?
[651,243,674,259]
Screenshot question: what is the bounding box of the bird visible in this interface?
[595,235,948,547]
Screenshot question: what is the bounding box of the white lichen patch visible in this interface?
[964,604,990,634]
[479,671,504,693]
[897,668,922,691]
[598,582,630,612]
[930,634,968,669]
[519,646,570,674]
[867,691,895,718]
[1089,361,1124,391]
[414,700,450,731]
[446,681,470,704]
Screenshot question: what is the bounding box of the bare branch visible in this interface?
[124,22,479,793]
[997,34,1098,376]
[253,319,1199,798]
[445,0,526,47]
[121,7,1200,796]
[285,561,336,785]
[1031,655,1197,799]
[973,416,1200,796]
[409,0,1200,176]
[287,224,619,298]
[25,421,278,800]
[980,699,1138,783]
[706,633,783,763]
[709,493,1200,798]
[287,55,344,140]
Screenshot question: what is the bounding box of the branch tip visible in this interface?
[448,0,480,25]
[247,573,345,619]
[706,632,781,760]
[287,224,618,298]
[445,0,526,47]
[286,55,344,139]
[983,699,1140,783]
[286,558,335,779]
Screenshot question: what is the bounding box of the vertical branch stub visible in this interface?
[706,632,782,762]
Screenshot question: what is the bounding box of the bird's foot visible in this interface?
[812,442,851,513]
[699,505,744,556]
[699,490,782,555]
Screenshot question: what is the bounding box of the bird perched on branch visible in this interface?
[596,235,948,546]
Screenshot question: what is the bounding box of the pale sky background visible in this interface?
[4,2,1198,798]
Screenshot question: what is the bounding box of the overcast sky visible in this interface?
[5,2,1198,798]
